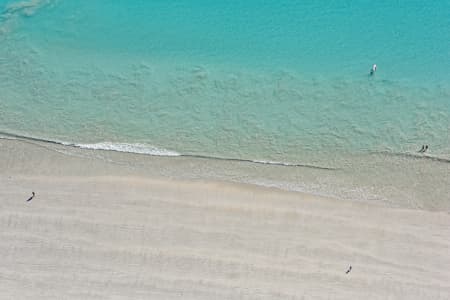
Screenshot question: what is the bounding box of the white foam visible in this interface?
[253,159,292,166]
[74,142,181,157]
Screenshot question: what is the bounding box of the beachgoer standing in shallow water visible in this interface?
[369,64,377,76]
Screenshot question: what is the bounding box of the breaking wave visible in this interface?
[74,142,181,157]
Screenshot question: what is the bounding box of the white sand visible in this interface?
[1,140,449,299]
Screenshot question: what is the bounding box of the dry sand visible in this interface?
[1,139,449,299]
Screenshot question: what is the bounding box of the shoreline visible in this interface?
[1,136,449,211]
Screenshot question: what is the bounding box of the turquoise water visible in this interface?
[1,0,449,207]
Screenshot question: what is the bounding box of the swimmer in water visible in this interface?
[369,64,377,76]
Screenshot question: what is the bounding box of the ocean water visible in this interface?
[1,0,449,208]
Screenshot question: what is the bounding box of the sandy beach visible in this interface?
[1,139,449,299]
[1,1,449,298]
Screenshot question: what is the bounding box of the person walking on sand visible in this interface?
[26,192,35,202]
[345,265,352,274]
[418,145,429,153]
